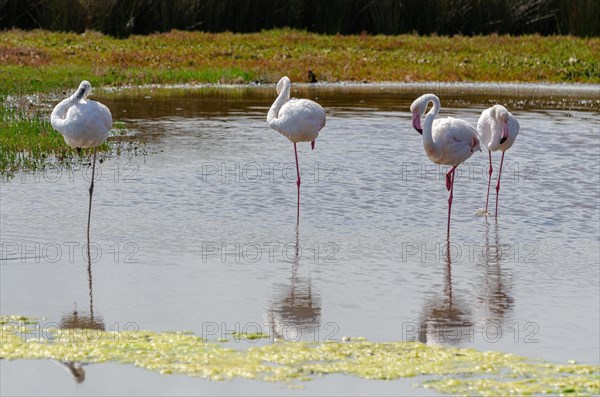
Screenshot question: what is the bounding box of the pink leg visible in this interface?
[294,143,301,188]
[447,166,456,237]
[87,147,97,257]
[495,151,505,219]
[485,150,493,213]
[445,168,452,191]
[294,143,301,221]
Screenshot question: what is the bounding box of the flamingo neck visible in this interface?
[50,95,78,131]
[267,83,290,131]
[422,95,442,158]
[491,106,510,148]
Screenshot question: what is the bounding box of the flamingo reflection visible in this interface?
[56,226,104,383]
[417,237,473,345]
[265,222,321,341]
[476,220,514,325]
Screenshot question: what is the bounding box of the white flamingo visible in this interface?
[477,105,519,218]
[51,80,112,242]
[410,94,481,236]
[267,76,326,219]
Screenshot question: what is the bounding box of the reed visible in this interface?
[1,0,598,37]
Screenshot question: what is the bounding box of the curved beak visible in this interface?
[471,136,481,153]
[499,122,509,144]
[412,113,422,134]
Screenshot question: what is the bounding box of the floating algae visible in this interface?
[230,331,270,341]
[1,316,598,395]
[475,208,491,217]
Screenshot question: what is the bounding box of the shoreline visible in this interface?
[98,81,600,97]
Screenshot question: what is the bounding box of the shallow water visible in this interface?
[1,85,599,395]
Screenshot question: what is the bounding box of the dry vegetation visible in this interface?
[1,29,598,175]
[1,29,598,95]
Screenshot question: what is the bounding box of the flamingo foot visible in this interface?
[311,140,315,150]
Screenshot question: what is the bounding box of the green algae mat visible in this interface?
[1,316,598,395]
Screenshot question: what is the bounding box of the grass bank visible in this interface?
[0,104,77,174]
[1,29,599,95]
[0,29,598,175]
[0,103,136,177]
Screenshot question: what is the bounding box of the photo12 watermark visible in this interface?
[399,241,539,264]
[5,161,142,184]
[0,241,140,264]
[399,161,538,185]
[1,320,140,344]
[201,321,340,343]
[199,161,340,184]
[0,320,341,344]
[200,241,340,264]
[407,81,541,103]
[402,321,540,345]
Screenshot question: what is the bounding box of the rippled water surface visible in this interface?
[1,85,599,395]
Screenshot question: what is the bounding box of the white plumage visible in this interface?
[267,76,326,144]
[410,93,480,236]
[50,80,112,242]
[267,76,326,221]
[477,104,519,152]
[477,104,520,218]
[426,117,481,166]
[51,80,112,149]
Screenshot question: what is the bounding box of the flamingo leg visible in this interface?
[293,143,301,188]
[294,143,301,222]
[87,147,97,255]
[446,166,456,236]
[485,150,493,213]
[495,151,505,219]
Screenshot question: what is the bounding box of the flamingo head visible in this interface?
[495,106,510,144]
[276,76,291,95]
[409,97,427,134]
[74,80,92,101]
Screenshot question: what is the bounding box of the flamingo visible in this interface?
[267,76,326,220]
[477,105,519,219]
[410,94,480,236]
[51,80,112,244]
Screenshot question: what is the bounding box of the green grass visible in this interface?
[0,29,598,175]
[1,29,599,97]
[0,104,121,177]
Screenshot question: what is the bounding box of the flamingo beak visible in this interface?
[311,140,315,150]
[471,136,481,153]
[75,88,86,101]
[412,113,422,134]
[500,123,509,145]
